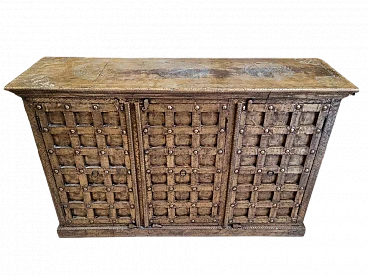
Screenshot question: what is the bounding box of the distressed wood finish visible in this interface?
[4,57,358,237]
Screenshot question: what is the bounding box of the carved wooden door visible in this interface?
[225,100,330,226]
[137,99,231,227]
[32,99,140,227]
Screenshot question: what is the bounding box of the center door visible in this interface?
[137,99,231,227]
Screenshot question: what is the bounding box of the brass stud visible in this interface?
[112,220,116,223]
[167,129,173,134]
[264,128,270,133]
[147,187,152,191]
[257,169,262,173]
[36,104,42,110]
[193,150,198,155]
[124,150,129,155]
[64,104,70,110]
[290,127,295,133]
[63,204,68,208]
[149,219,153,223]
[222,105,227,110]
[316,128,321,133]
[79,169,84,174]
[228,219,233,223]
[322,105,328,111]
[193,129,199,134]
[104,170,109,174]
[192,187,197,191]
[234,169,239,174]
[242,105,247,111]
[97,129,102,134]
[43,127,49,132]
[100,150,106,155]
[191,203,196,207]
[170,220,174,223]
[215,187,220,191]
[146,169,151,174]
[87,204,91,208]
[90,220,94,224]
[219,128,225,133]
[239,129,244,134]
[276,186,281,191]
[59,187,63,191]
[218,149,223,154]
[110,204,115,209]
[75,150,80,155]
[169,187,174,191]
[273,203,277,207]
[268,105,274,110]
[149,204,153,208]
[270,219,274,223]
[254,186,258,191]
[237,150,242,154]
[168,150,173,155]
[144,150,149,154]
[260,150,266,155]
[213,203,218,207]
[310,149,316,154]
[285,149,290,154]
[143,128,148,133]
[213,219,217,223]
[216,169,221,173]
[295,203,300,207]
[68,220,72,224]
[194,105,200,110]
[54,169,59,174]
[92,105,98,110]
[167,105,173,110]
[127,170,131,175]
[122,130,127,135]
[251,204,256,208]
[191,219,195,223]
[48,149,54,154]
[232,187,237,191]
[230,203,235,207]
[83,187,88,191]
[248,219,253,223]
[131,220,136,224]
[192,169,198,173]
[70,129,76,134]
[295,104,302,110]
[168,169,173,173]
[169,204,174,208]
[128,188,133,192]
[300,186,304,190]
[305,168,310,173]
[280,168,285,172]
[106,188,111,192]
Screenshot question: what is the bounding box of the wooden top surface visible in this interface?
[5,57,358,95]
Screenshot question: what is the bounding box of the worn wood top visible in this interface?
[5,57,358,95]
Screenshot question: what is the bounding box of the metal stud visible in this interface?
[127,170,131,175]
[112,220,116,223]
[43,127,49,133]
[100,150,106,155]
[168,150,173,155]
[232,187,237,191]
[273,203,277,207]
[68,220,72,224]
[290,127,295,133]
[295,104,302,110]
[305,168,310,173]
[106,188,111,192]
[90,220,94,224]
[215,187,220,191]
[48,149,54,154]
[300,186,304,190]
[83,187,88,191]
[87,204,91,208]
[79,169,84,174]
[213,219,217,223]
[191,219,195,223]
[194,105,200,110]
[167,129,173,134]
[285,149,290,154]
[170,204,174,208]
[149,204,153,208]
[310,149,316,154]
[150,219,154,223]
[239,129,244,134]
[146,169,151,174]
[213,203,218,207]
[219,128,225,133]
[193,129,199,134]
[124,150,129,155]
[143,128,148,133]
[218,149,223,154]
[36,104,42,110]
[237,150,242,154]
[270,219,274,223]
[168,169,173,173]
[97,129,103,134]
[75,150,80,155]
[248,219,253,223]
[242,105,247,111]
[147,187,152,191]
[59,187,63,191]
[257,169,262,173]
[234,169,239,174]
[167,105,173,110]
[268,105,274,110]
[260,150,266,155]
[264,128,270,133]
[63,204,68,208]
[228,219,233,224]
[54,169,59,174]
[170,220,174,223]
[122,130,127,135]
[316,129,321,133]
[92,105,98,110]
[254,186,258,191]
[322,105,328,111]
[295,203,300,207]
[276,186,281,191]
[144,150,149,154]
[193,150,198,155]
[230,203,235,207]
[192,187,197,191]
[192,169,198,173]
[251,204,256,208]
[280,168,285,172]
[222,105,227,110]
[64,104,70,110]
[216,169,221,173]
[191,203,196,207]
[169,187,174,191]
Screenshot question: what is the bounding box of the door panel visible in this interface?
[138,99,231,226]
